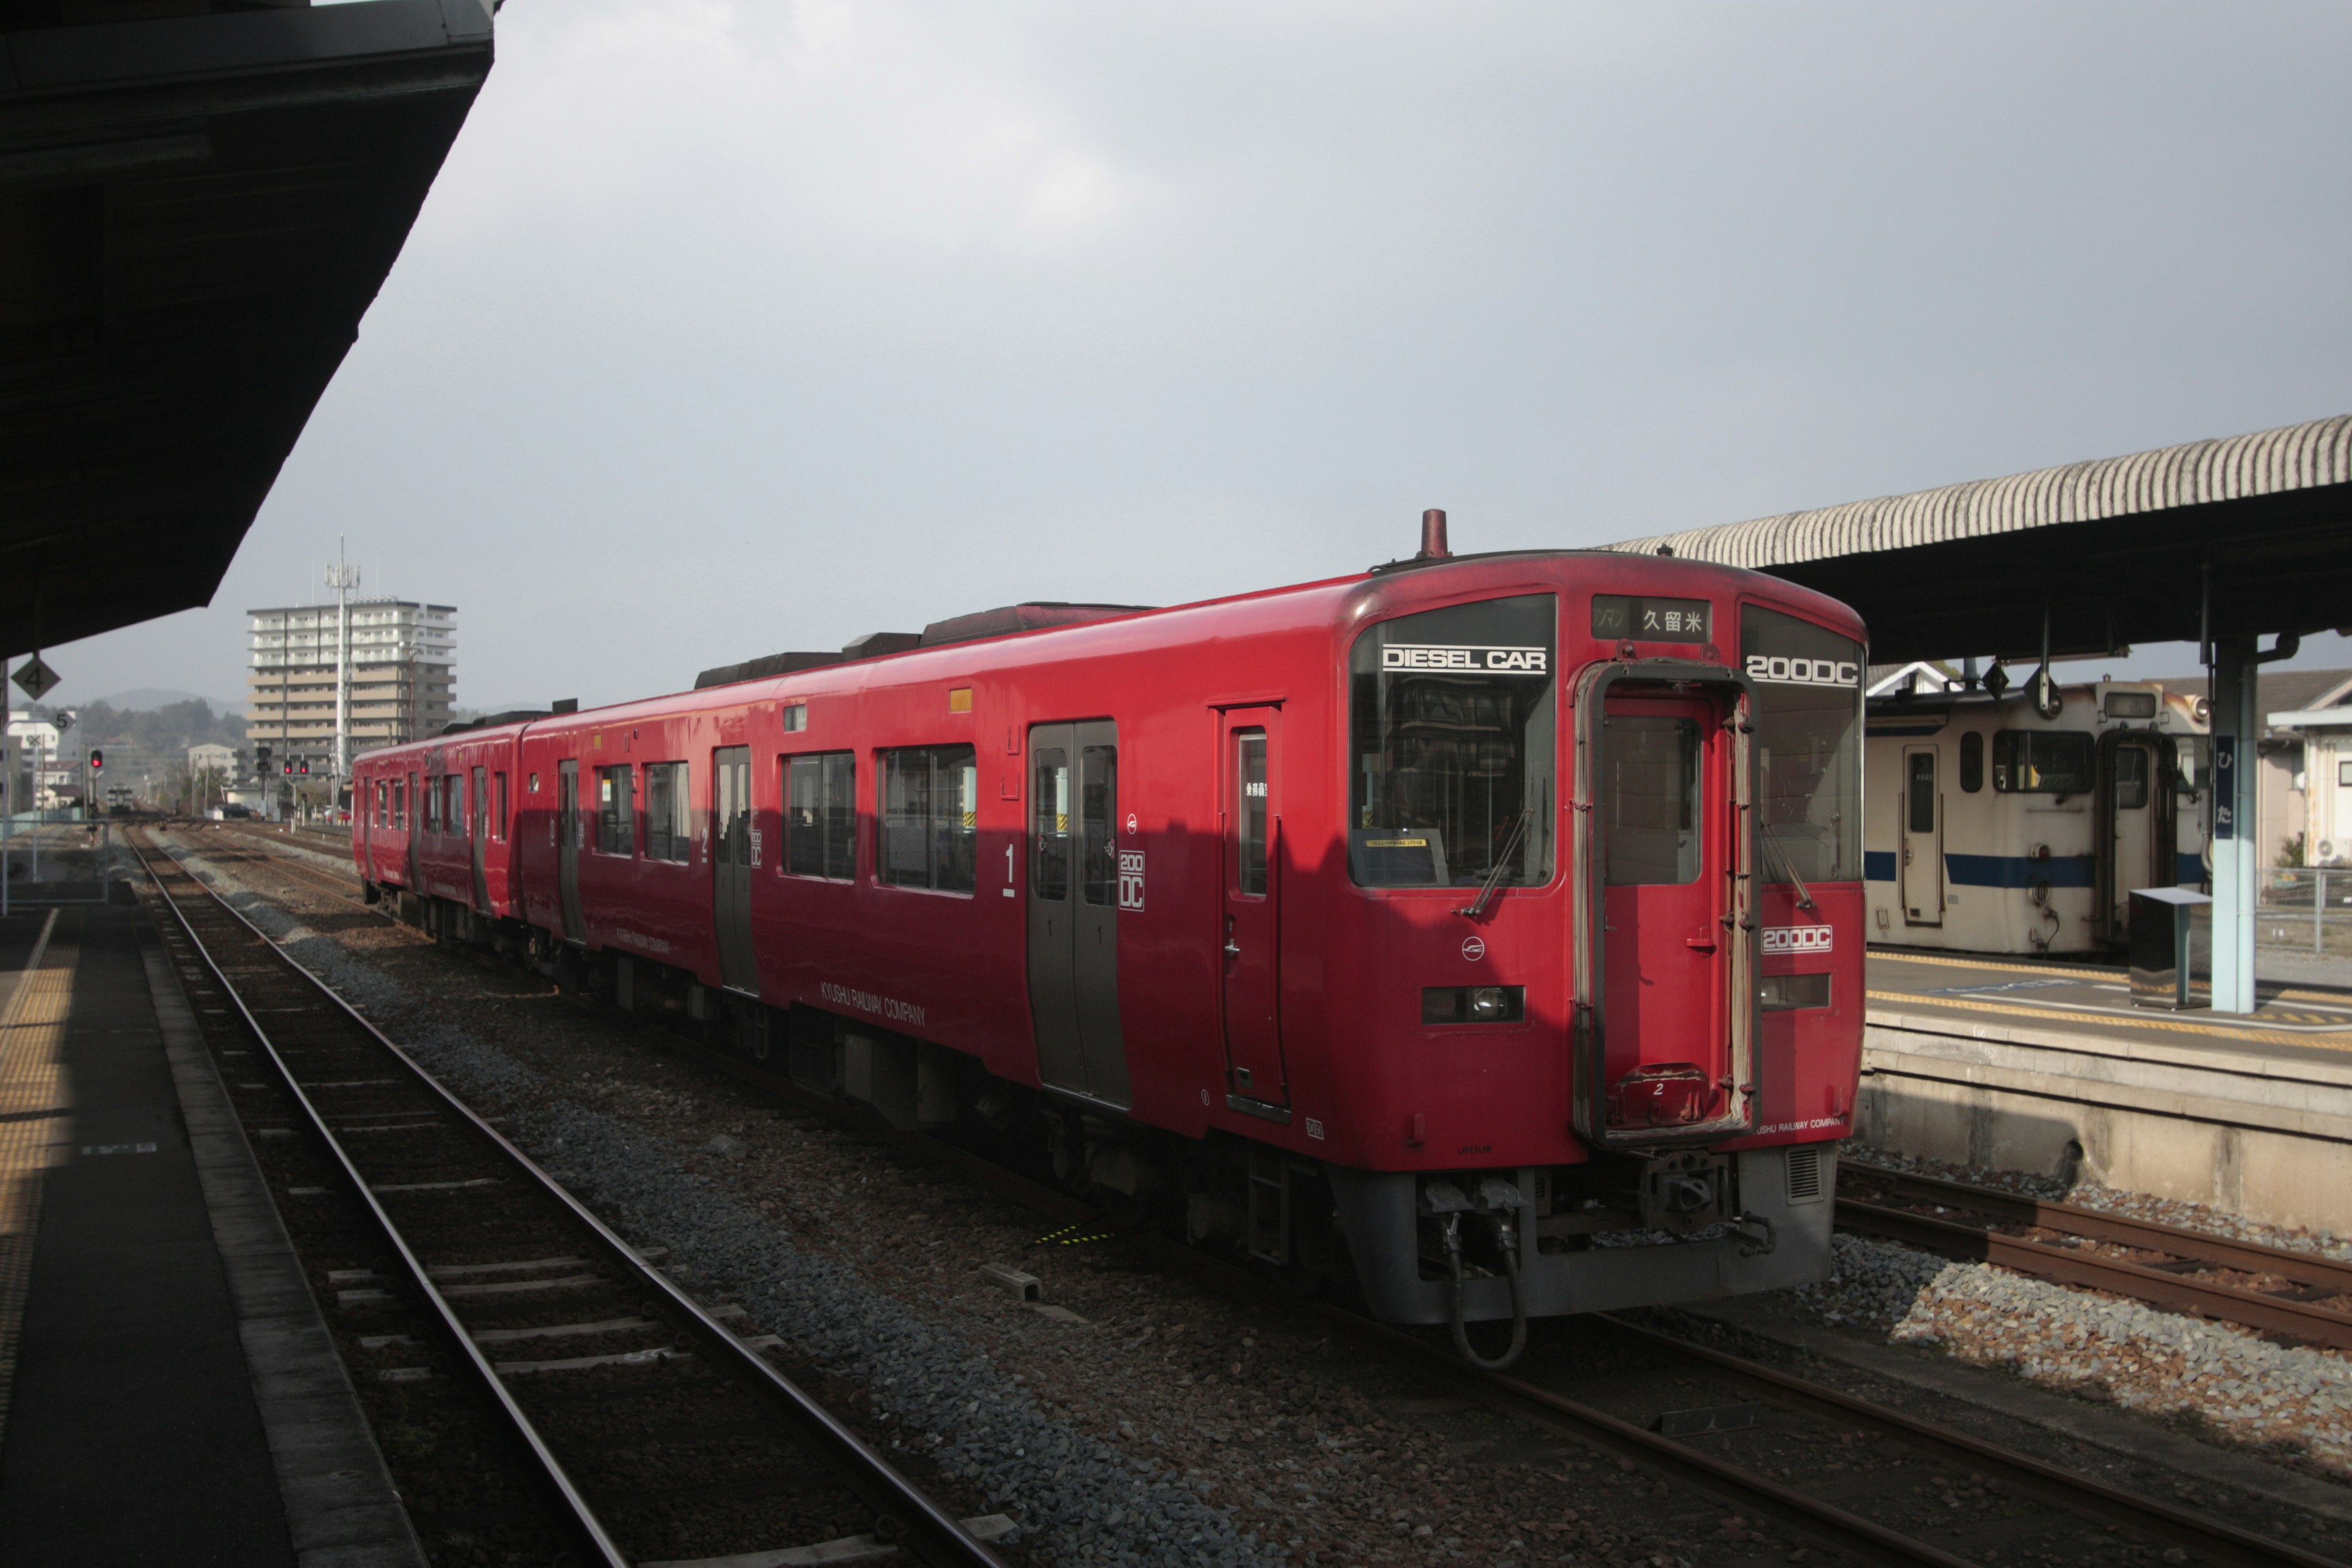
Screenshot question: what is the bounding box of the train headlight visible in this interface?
[1468,986,1510,1021]
[1420,985,1525,1024]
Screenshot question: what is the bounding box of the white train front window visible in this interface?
[1742,606,1862,884]
[1348,593,1558,889]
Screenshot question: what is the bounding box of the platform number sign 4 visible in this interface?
[10,654,58,703]
[1117,850,1145,911]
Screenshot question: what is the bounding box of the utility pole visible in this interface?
[327,540,361,786]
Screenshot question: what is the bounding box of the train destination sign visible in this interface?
[1592,595,1708,643]
[1380,644,1549,674]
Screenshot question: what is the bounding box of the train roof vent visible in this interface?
[439,709,553,736]
[840,631,925,660]
[693,650,846,690]
[918,602,1153,648]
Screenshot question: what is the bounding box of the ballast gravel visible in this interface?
[165,839,1279,1566]
[1794,1223,2352,1477]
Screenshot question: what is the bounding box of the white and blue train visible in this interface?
[1863,671,2210,955]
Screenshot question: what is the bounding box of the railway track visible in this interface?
[645,1037,2345,1568]
[1838,1167,2352,1352]
[173,833,2350,1567]
[134,832,1010,1568]
[189,820,378,910]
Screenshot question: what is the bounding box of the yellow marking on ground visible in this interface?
[0,910,74,1446]
[2277,989,2352,1008]
[1866,989,2352,1051]
[1868,948,2112,979]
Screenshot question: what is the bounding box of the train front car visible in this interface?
[1317,554,1863,1360]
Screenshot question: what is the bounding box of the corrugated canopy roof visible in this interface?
[1602,415,2352,662]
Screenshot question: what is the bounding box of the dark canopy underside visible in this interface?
[1605,415,2352,663]
[1,0,493,658]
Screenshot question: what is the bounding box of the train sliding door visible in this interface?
[1026,722,1129,1108]
[712,746,757,995]
[1219,708,1286,1108]
[1899,745,1943,926]
[405,771,420,891]
[557,760,584,943]
[2097,733,2169,943]
[470,765,490,913]
[1598,692,1732,1131]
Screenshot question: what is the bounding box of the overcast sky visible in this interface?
[37,0,2352,715]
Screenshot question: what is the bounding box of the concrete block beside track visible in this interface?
[1859,1005,2352,1234]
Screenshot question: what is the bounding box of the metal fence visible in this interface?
[2258,867,2352,956]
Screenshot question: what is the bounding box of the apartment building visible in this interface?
[246,600,455,772]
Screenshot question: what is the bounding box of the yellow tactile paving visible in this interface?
[1868,948,2105,979]
[0,910,73,1446]
[1866,989,2352,1053]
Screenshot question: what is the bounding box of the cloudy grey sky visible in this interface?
[43,0,2352,714]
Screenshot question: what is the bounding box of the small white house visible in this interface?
[2271,673,2352,865]
[187,742,237,775]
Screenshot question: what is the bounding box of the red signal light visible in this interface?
[88,748,103,772]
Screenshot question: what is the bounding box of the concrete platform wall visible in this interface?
[1859,1008,2352,1234]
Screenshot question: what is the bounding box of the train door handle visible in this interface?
[1686,935,1717,952]
[1223,940,1242,956]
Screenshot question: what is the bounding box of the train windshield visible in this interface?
[1742,606,1863,883]
[1348,594,1558,889]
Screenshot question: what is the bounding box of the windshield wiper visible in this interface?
[1455,811,1530,920]
[1760,829,1817,911]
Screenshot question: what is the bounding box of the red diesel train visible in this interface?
[352,519,1865,1365]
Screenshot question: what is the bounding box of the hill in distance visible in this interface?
[91,687,246,715]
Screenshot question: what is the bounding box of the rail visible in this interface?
[133,836,1009,1568]
[1838,1168,2352,1353]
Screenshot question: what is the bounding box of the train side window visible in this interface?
[1033,750,1071,900]
[1991,731,2093,794]
[644,763,690,862]
[596,764,635,855]
[1959,732,1983,793]
[2114,747,2149,810]
[1080,744,1118,906]
[1604,716,1699,884]
[495,772,509,840]
[393,780,405,828]
[784,752,856,879]
[1236,731,1268,896]
[1906,752,1936,833]
[880,744,978,893]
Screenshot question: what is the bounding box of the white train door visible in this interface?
[1900,745,1943,926]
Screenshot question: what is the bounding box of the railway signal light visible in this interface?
[88,748,103,772]
[283,759,294,776]
[299,758,311,776]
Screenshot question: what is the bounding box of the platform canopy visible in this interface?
[1602,415,2352,663]
[0,0,495,660]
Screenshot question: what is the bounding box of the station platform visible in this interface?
[1860,947,2352,1236]
[0,902,417,1567]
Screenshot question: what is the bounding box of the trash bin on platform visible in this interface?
[2130,887,2212,1010]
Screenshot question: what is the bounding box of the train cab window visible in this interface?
[1992,730,2093,794]
[2114,747,2149,810]
[1348,593,1557,888]
[880,745,978,893]
[1743,606,1863,883]
[596,765,635,855]
[1604,717,1700,884]
[784,753,857,878]
[494,773,510,840]
[1959,732,1983,793]
[644,763,690,862]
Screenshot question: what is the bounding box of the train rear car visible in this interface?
[1864,674,2209,954]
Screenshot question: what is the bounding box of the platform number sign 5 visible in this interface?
[1118,850,1146,911]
